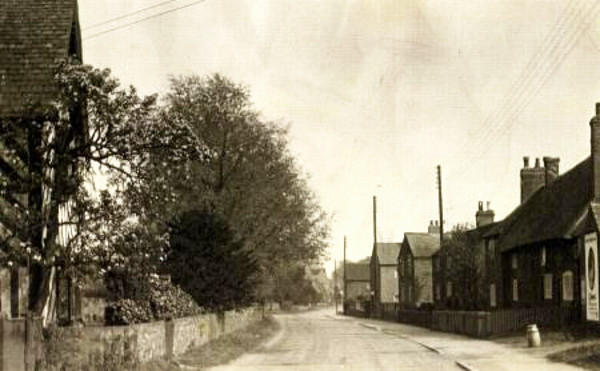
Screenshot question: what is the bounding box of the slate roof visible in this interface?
[487,157,593,252]
[403,233,440,258]
[0,0,80,118]
[374,242,401,265]
[345,263,370,281]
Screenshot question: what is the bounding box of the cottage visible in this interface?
[343,263,370,311]
[483,103,600,324]
[370,242,401,317]
[0,0,93,324]
[398,231,440,308]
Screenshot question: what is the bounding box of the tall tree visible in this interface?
[167,210,257,311]
[161,74,330,302]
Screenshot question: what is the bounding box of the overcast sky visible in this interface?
[79,0,600,272]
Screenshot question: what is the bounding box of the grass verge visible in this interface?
[141,315,280,370]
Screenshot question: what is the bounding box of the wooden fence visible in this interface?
[397,310,432,328]
[355,305,582,338]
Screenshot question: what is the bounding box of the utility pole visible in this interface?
[334,259,338,314]
[373,196,377,245]
[343,235,347,315]
[437,165,444,245]
[372,195,378,316]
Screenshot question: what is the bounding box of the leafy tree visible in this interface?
[167,210,257,311]
[0,60,204,321]
[442,224,485,310]
[161,74,330,303]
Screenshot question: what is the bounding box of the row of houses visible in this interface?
[345,104,600,332]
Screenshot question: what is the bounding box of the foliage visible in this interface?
[442,224,486,310]
[105,272,201,325]
[161,74,330,303]
[167,210,258,312]
[0,59,206,317]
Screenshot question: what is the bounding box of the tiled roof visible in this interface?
[345,263,369,281]
[0,0,79,118]
[374,242,401,265]
[404,233,440,257]
[487,157,593,252]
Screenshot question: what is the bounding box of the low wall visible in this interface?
[32,307,263,370]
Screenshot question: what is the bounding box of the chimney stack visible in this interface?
[428,220,440,234]
[476,201,495,228]
[591,103,600,200]
[543,157,560,186]
[520,156,545,203]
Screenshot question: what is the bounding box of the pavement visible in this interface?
[209,307,585,370]
[351,314,584,371]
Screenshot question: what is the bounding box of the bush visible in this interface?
[105,275,201,325]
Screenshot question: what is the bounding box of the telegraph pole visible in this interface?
[334,258,338,314]
[343,236,347,314]
[373,196,377,245]
[437,165,444,245]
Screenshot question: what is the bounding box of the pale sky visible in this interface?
[78,0,600,274]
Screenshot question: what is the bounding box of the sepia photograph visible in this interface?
[1,0,600,369]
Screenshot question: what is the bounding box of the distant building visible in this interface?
[344,263,370,307]
[398,232,440,308]
[370,242,401,315]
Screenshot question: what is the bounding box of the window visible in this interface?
[541,247,547,267]
[398,258,404,276]
[446,281,453,298]
[446,255,452,270]
[408,285,412,301]
[490,284,496,307]
[511,254,518,270]
[394,269,398,279]
[543,274,553,300]
[436,284,441,301]
[488,239,496,262]
[562,271,574,301]
[512,278,519,301]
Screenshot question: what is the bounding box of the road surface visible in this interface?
[210,308,460,370]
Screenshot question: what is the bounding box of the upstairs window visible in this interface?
[512,278,519,302]
[511,254,518,270]
[541,247,547,267]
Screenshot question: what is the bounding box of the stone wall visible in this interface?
[31,307,263,370]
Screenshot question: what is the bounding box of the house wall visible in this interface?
[346,281,370,301]
[380,265,398,303]
[414,258,433,305]
[502,240,580,309]
[0,269,10,318]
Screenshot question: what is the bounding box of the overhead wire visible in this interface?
[83,0,180,31]
[83,0,207,41]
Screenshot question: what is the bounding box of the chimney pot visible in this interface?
[523,156,529,168]
[543,157,560,186]
[478,201,483,211]
[535,158,540,168]
[596,102,600,116]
